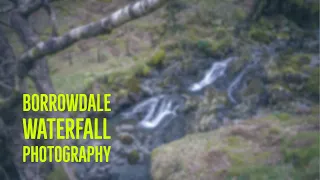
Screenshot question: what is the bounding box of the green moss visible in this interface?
[249,27,273,44]
[150,49,166,66]
[127,150,140,164]
[45,165,69,180]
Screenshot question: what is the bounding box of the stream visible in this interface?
[73,39,317,180]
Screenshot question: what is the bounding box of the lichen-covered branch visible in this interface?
[19,0,169,70]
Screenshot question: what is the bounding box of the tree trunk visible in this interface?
[0,28,21,180]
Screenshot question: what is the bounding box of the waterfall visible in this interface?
[189,57,234,92]
[122,95,183,130]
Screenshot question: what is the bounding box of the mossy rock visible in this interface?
[127,150,140,164]
[151,112,320,180]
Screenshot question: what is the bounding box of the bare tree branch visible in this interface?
[19,0,169,72]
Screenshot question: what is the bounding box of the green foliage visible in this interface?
[135,64,152,77]
[196,36,233,57]
[249,28,273,44]
[150,49,166,66]
[211,36,233,55]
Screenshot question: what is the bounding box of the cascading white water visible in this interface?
[122,95,182,130]
[189,57,235,92]
[138,99,178,129]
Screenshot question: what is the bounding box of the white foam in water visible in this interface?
[189,57,234,92]
[138,100,178,129]
[123,95,181,130]
[121,96,161,119]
